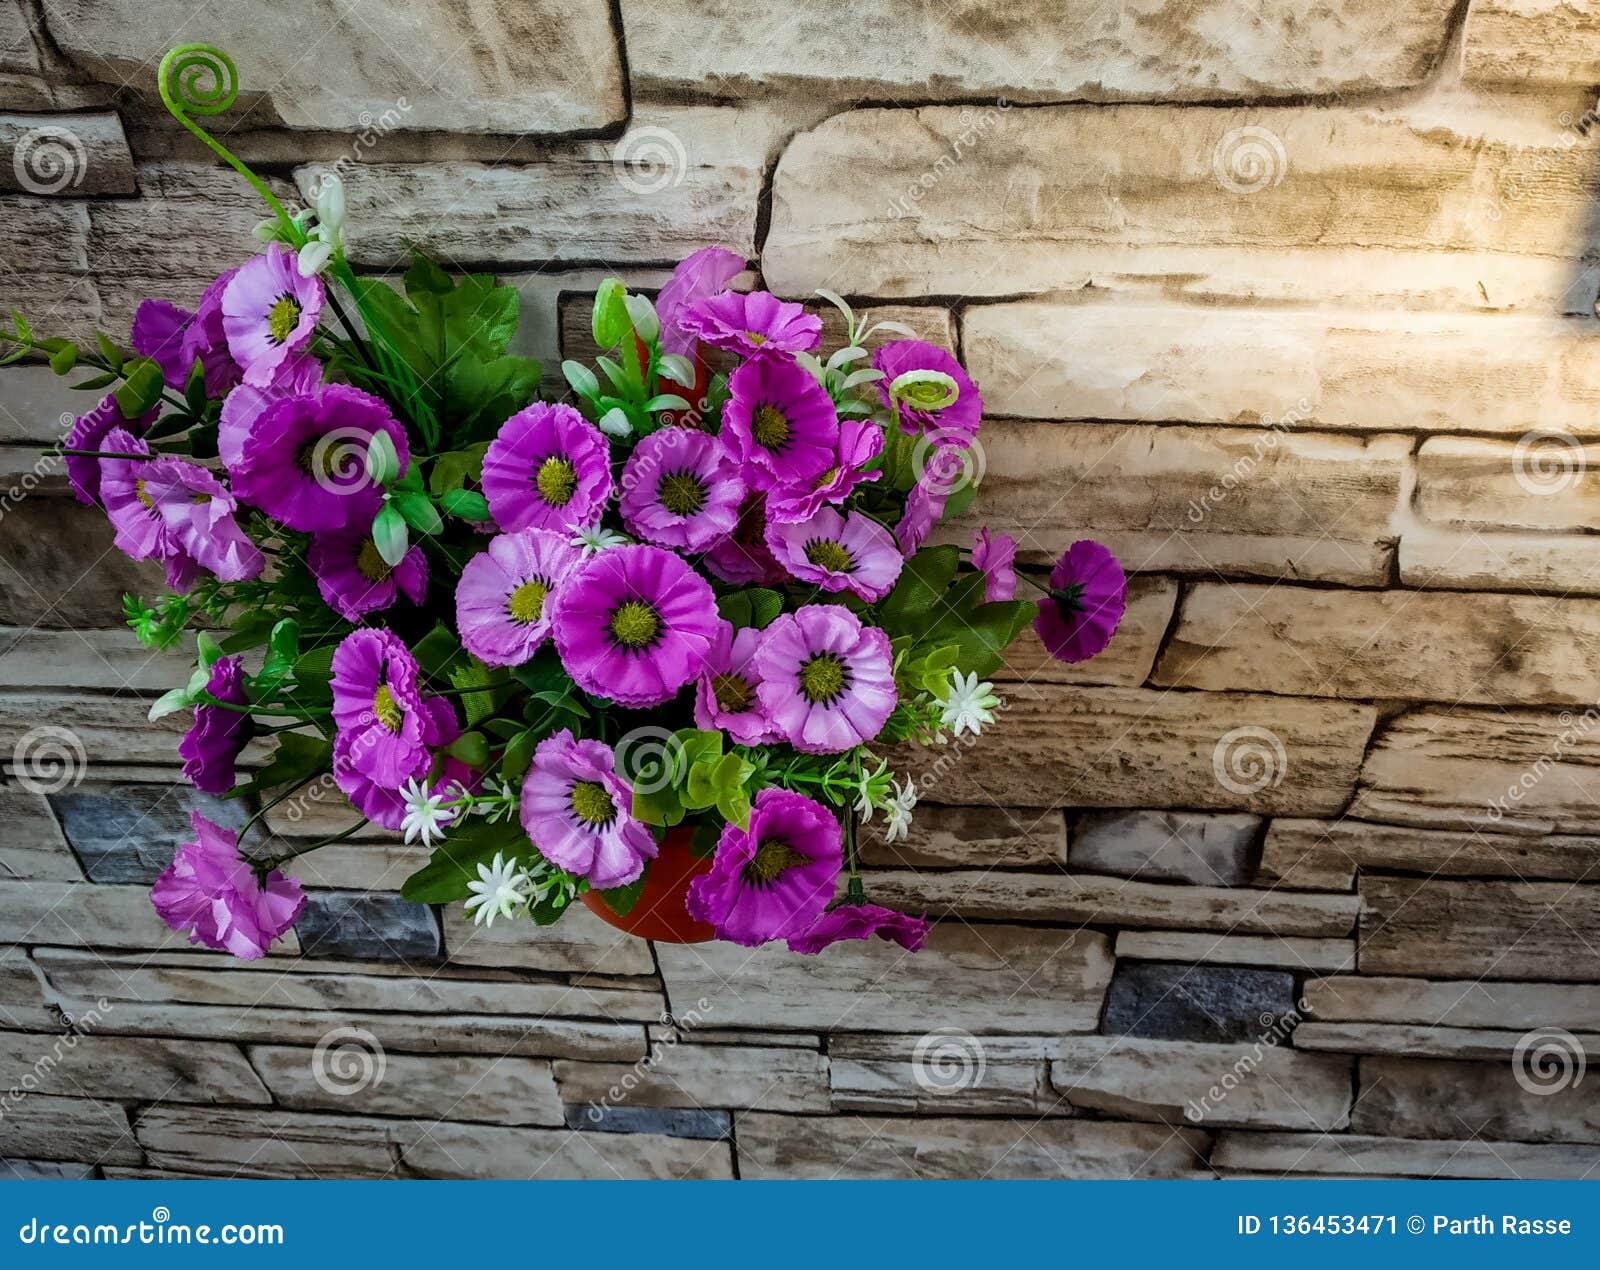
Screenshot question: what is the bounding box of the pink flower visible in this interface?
[693,622,779,745]
[221,244,323,387]
[788,902,930,954]
[481,402,613,534]
[656,246,744,358]
[754,605,897,754]
[765,506,902,602]
[679,290,821,359]
[330,629,429,788]
[308,527,428,623]
[150,812,304,961]
[1033,539,1127,663]
[972,527,1018,602]
[686,788,842,946]
[520,730,656,889]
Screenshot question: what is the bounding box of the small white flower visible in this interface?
[399,777,455,847]
[463,851,531,927]
[939,670,1001,738]
[883,779,916,844]
[315,173,346,243]
[597,406,633,438]
[297,238,334,277]
[570,523,629,556]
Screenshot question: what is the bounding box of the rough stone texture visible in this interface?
[857,803,1066,869]
[0,1029,270,1104]
[1416,435,1600,532]
[40,0,626,135]
[0,780,82,881]
[294,890,441,962]
[965,305,1600,436]
[941,421,1408,585]
[1359,875,1600,980]
[625,0,1456,103]
[1115,931,1355,973]
[892,683,1376,814]
[1051,1036,1352,1130]
[47,780,248,882]
[1353,1055,1600,1143]
[766,103,1600,309]
[1400,527,1600,597]
[1464,0,1600,86]
[656,925,1114,1035]
[553,1044,831,1114]
[1259,817,1600,890]
[737,1112,1210,1179]
[1351,706,1600,832]
[0,499,167,629]
[1156,584,1600,705]
[0,112,132,194]
[825,1035,1054,1115]
[1304,975,1600,1030]
[0,1093,140,1166]
[1293,1021,1596,1060]
[0,628,191,692]
[1212,1131,1600,1179]
[440,904,654,977]
[1070,810,1260,884]
[1101,961,1299,1043]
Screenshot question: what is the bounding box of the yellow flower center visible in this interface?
[134,478,155,511]
[812,465,839,492]
[744,838,807,887]
[798,652,846,705]
[571,779,616,826]
[373,684,404,732]
[267,293,302,345]
[609,600,660,650]
[355,538,392,582]
[744,331,767,346]
[659,470,706,516]
[804,539,853,574]
[508,578,549,624]
[535,455,578,507]
[751,404,790,452]
[712,672,753,713]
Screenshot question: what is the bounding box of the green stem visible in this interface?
[255,819,369,872]
[238,774,316,841]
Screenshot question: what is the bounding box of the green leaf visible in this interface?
[182,358,206,411]
[645,393,692,414]
[562,359,600,399]
[591,279,630,349]
[393,490,444,536]
[196,631,224,669]
[446,730,490,767]
[438,488,491,521]
[232,732,332,799]
[501,727,540,782]
[47,342,77,375]
[596,871,648,917]
[428,449,480,495]
[717,587,784,631]
[371,502,410,566]
[70,371,117,391]
[412,622,466,679]
[94,331,124,372]
[924,599,1035,678]
[878,545,961,635]
[365,430,400,485]
[402,252,454,299]
[449,657,499,728]
[400,817,529,904]
[112,357,166,419]
[147,686,192,722]
[11,310,32,345]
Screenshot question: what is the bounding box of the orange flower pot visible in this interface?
[581,827,716,943]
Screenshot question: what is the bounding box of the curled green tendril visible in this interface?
[158,44,296,237]
[890,368,960,412]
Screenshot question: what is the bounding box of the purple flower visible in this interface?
[765,507,902,602]
[131,298,195,389]
[218,354,322,473]
[619,427,744,552]
[139,458,265,584]
[232,384,407,533]
[685,788,842,947]
[221,244,323,387]
[551,544,719,708]
[766,417,884,524]
[723,354,838,492]
[455,527,581,668]
[973,527,1018,602]
[331,629,429,788]
[309,526,428,622]
[656,246,744,358]
[150,812,304,961]
[1034,539,1127,664]
[873,339,982,444]
[179,655,249,796]
[96,429,216,590]
[693,622,779,746]
[754,605,896,754]
[895,445,968,554]
[336,695,483,832]
[520,729,656,889]
[64,396,154,506]
[788,902,930,954]
[680,289,821,359]
[704,493,787,585]
[481,402,613,534]
[185,267,245,395]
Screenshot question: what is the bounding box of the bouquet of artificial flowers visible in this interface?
[4,45,1126,960]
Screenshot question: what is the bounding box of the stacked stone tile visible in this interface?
[2,0,1600,1179]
